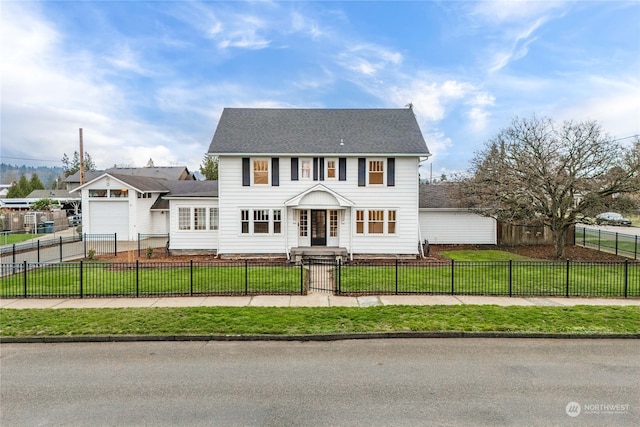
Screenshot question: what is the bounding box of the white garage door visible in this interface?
[420,211,496,244]
[89,201,129,239]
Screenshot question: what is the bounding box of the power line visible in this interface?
[0,156,62,164]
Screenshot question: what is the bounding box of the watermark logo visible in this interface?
[566,401,630,417]
[566,402,581,417]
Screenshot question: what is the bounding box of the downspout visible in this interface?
[284,207,289,260]
[418,210,425,258]
[349,206,353,261]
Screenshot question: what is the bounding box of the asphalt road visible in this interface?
[1,339,638,426]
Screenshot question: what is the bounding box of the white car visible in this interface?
[595,212,632,226]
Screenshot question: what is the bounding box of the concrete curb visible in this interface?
[2,331,639,344]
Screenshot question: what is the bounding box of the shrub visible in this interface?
[146,247,153,259]
[87,249,95,260]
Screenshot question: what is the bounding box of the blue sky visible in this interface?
[1,0,639,180]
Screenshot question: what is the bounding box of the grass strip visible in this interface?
[1,306,639,337]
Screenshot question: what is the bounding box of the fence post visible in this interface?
[59,236,63,262]
[337,259,341,295]
[300,260,304,295]
[636,236,638,260]
[565,259,570,298]
[624,259,628,298]
[508,260,513,297]
[84,234,87,258]
[37,240,40,263]
[190,260,194,296]
[136,260,139,298]
[114,233,117,256]
[12,244,16,264]
[23,260,27,298]
[615,232,619,256]
[451,260,455,295]
[598,230,601,251]
[245,259,248,295]
[582,227,585,247]
[79,261,83,299]
[138,233,141,257]
[395,258,398,295]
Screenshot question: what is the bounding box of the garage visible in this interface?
[88,201,129,239]
[420,210,497,245]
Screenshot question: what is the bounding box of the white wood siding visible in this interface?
[169,199,218,250]
[217,156,421,255]
[419,210,497,244]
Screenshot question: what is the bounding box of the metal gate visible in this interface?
[305,258,339,293]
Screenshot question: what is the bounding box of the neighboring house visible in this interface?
[26,190,81,214]
[207,108,430,258]
[64,166,194,191]
[418,183,497,244]
[0,184,11,198]
[71,167,205,240]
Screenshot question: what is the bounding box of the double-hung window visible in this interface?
[355,209,397,235]
[368,160,384,185]
[178,207,191,230]
[253,159,269,184]
[326,159,337,179]
[300,159,312,180]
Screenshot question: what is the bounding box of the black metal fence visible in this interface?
[137,234,170,257]
[337,259,638,298]
[1,258,638,299]
[0,234,117,265]
[575,226,638,259]
[1,260,304,298]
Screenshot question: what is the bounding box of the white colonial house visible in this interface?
[207,108,430,259]
[72,109,498,258]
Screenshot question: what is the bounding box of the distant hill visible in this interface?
[0,164,65,189]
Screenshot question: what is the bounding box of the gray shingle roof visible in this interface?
[208,108,430,155]
[64,167,193,183]
[419,184,461,209]
[108,174,170,192]
[151,181,218,210]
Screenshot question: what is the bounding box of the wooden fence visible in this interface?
[497,223,574,245]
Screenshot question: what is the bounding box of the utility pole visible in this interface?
[79,128,85,185]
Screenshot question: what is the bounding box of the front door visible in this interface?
[311,210,327,246]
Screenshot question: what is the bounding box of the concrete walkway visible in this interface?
[1,294,639,309]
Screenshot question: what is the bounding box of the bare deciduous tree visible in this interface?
[459,116,640,258]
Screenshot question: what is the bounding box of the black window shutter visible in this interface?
[271,158,279,186]
[291,158,299,181]
[387,158,395,187]
[339,158,347,181]
[313,157,319,181]
[242,158,250,186]
[358,158,366,187]
[319,158,325,181]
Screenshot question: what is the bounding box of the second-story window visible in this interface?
[301,159,311,180]
[253,160,269,184]
[369,160,384,185]
[327,159,336,179]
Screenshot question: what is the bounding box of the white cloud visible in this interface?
[337,44,403,77]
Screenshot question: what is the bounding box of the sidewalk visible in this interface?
[2,294,639,309]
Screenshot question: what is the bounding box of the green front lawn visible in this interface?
[1,305,639,337]
[0,263,302,297]
[441,250,535,261]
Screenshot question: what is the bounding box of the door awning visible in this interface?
[284,184,355,209]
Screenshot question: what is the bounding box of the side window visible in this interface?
[194,208,206,230]
[388,210,396,234]
[273,210,282,234]
[210,208,219,230]
[241,210,250,234]
[355,210,364,234]
[299,210,308,237]
[178,207,191,230]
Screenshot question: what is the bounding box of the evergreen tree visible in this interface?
[29,173,45,191]
[62,151,96,177]
[199,154,219,180]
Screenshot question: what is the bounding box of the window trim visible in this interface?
[354,209,397,236]
[326,158,337,180]
[368,159,385,186]
[240,208,284,235]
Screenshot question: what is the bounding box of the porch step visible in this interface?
[290,247,348,263]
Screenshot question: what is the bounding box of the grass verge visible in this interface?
[1,306,639,337]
